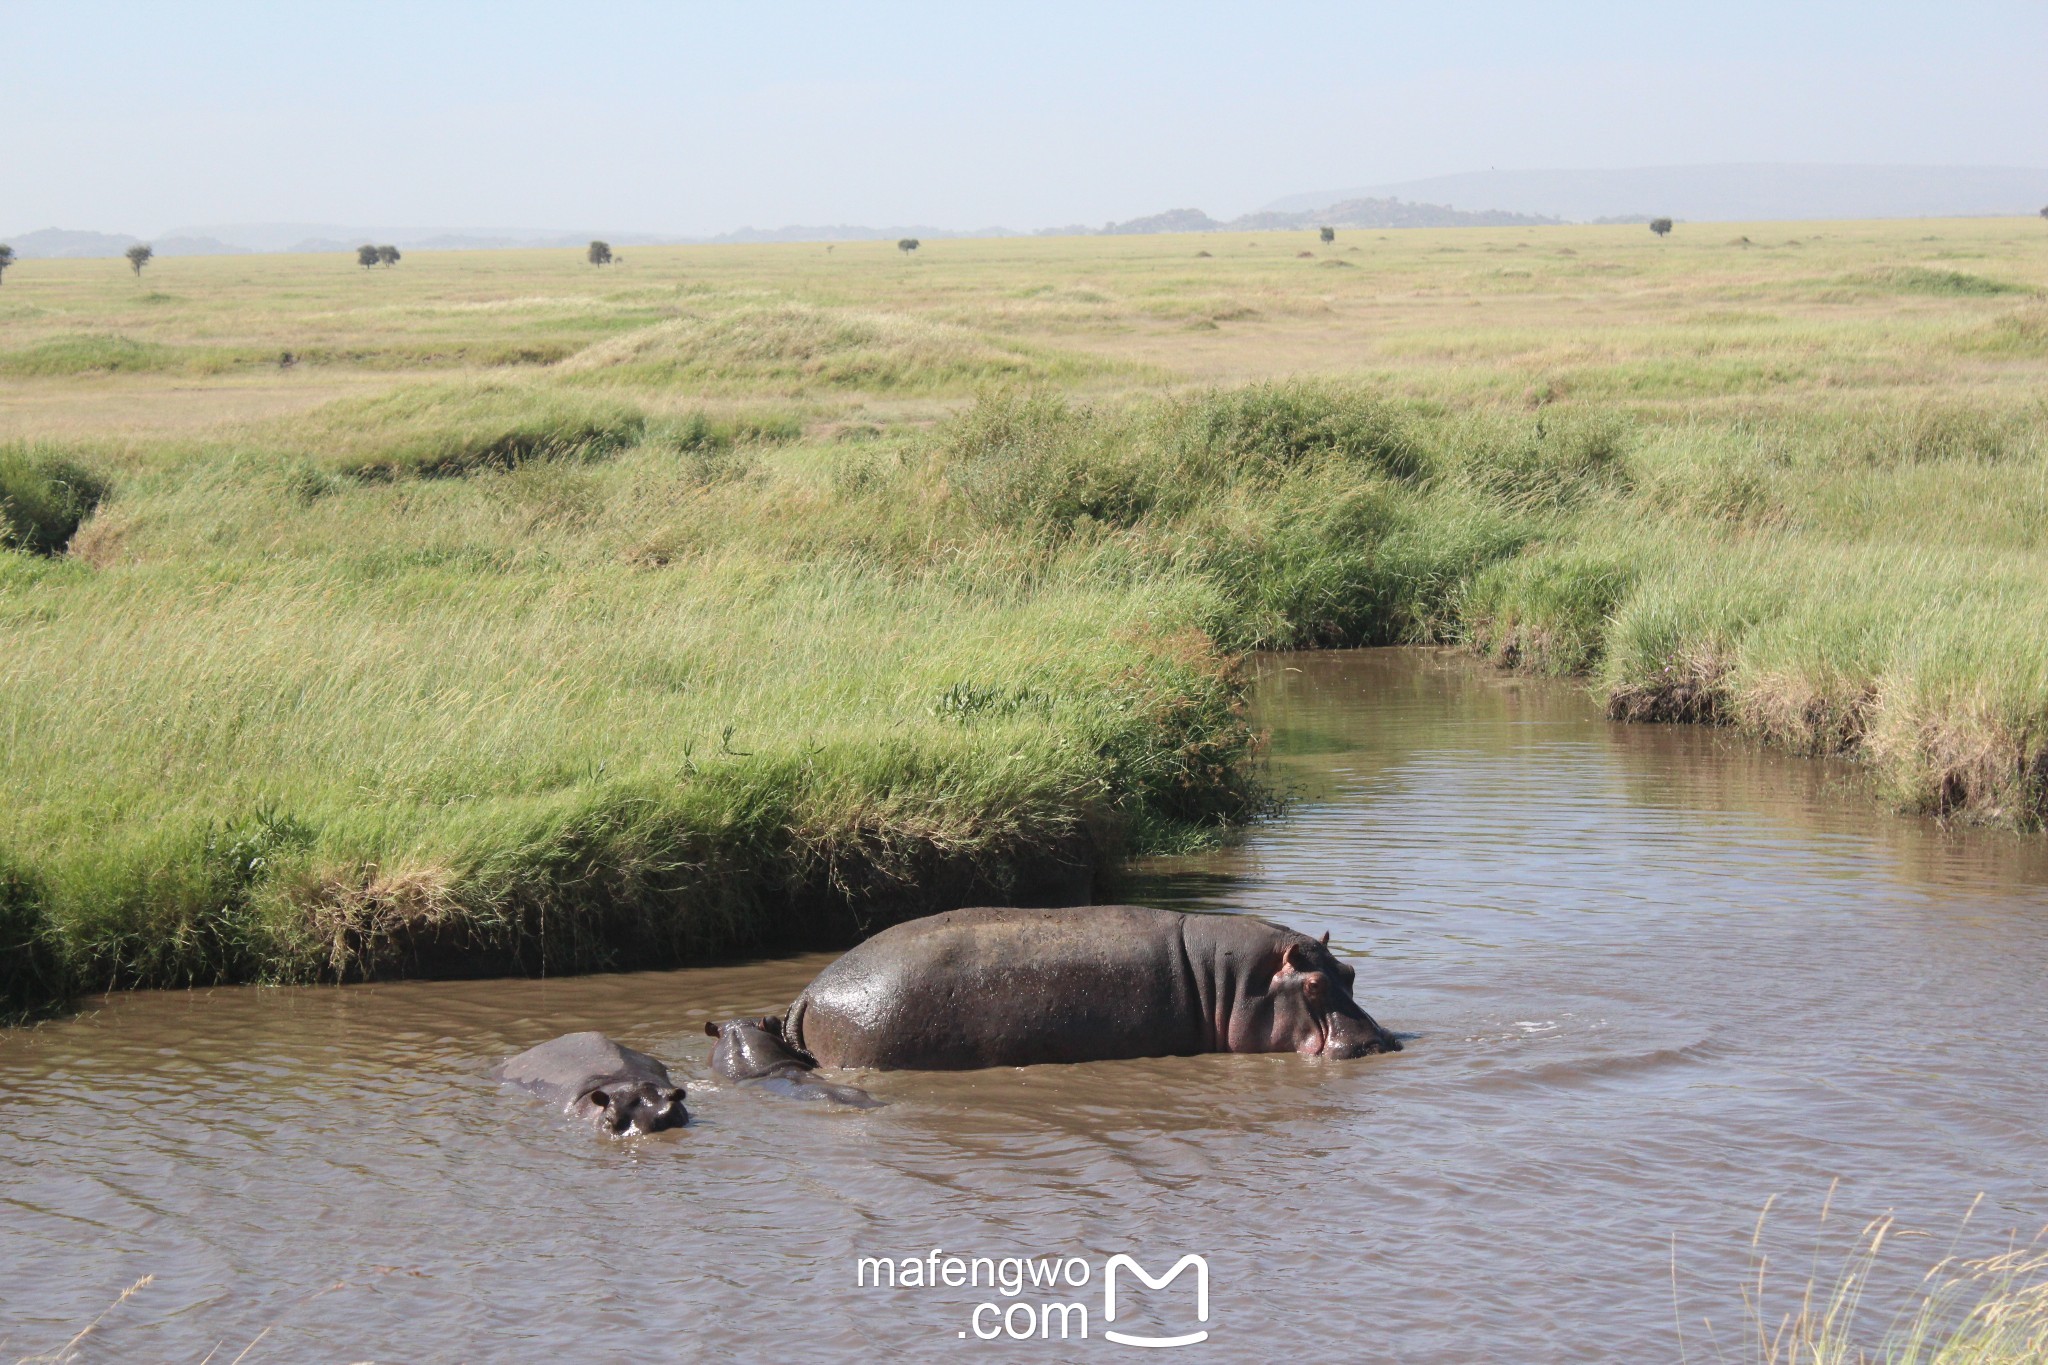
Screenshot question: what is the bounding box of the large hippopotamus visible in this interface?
[708,905,1398,1096]
[497,1031,688,1134]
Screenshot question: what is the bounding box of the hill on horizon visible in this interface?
[11,163,2046,260]
[1265,163,2048,223]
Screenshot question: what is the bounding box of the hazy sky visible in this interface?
[5,1,2043,234]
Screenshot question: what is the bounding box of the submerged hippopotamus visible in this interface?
[497,1031,688,1134]
[708,905,1398,1097]
[705,1016,885,1107]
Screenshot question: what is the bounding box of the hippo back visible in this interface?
[790,905,1212,1070]
[497,1031,671,1101]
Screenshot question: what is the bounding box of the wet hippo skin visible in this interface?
[497,1031,688,1133]
[708,904,1398,1092]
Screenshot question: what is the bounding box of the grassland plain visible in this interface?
[3,217,2047,1022]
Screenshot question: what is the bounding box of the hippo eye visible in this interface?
[588,1090,611,1110]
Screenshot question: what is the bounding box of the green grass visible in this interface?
[1858,266,2031,297]
[12,376,2048,1021]
[558,301,1115,394]
[5,218,2048,1021]
[0,333,184,376]
[275,379,650,478]
[0,445,109,554]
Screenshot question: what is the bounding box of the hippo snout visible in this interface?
[1324,1010,1402,1059]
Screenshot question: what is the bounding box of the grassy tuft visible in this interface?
[560,302,1104,394]
[0,333,182,376]
[1680,1194,2048,1365]
[280,380,648,478]
[1858,266,2029,297]
[0,445,111,554]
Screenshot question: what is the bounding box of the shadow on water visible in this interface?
[4,648,2046,1360]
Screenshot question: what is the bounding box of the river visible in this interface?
[4,649,2046,1360]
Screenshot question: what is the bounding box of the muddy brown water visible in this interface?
[5,650,2048,1361]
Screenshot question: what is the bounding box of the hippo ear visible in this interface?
[1321,931,1330,948]
[1278,941,1310,975]
[705,1021,721,1037]
[588,1089,611,1110]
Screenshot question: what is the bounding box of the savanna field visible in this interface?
[3,218,2047,1022]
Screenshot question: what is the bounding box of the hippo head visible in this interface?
[706,1016,803,1080]
[574,1080,688,1135]
[1262,934,1401,1059]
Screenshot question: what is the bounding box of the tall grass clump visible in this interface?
[282,380,647,478]
[0,416,1267,1016]
[0,445,110,554]
[560,303,1102,394]
[0,333,181,376]
[1464,544,1639,673]
[13,363,2048,1017]
[1677,1193,2048,1364]
[932,385,1550,648]
[1858,266,2029,298]
[1,856,69,1025]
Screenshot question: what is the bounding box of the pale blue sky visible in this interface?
[4,1,2043,234]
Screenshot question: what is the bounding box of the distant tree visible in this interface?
[1319,226,1335,244]
[376,245,401,267]
[357,244,380,269]
[898,238,920,255]
[2040,205,2047,223]
[125,244,153,276]
[0,244,13,286]
[1649,218,1673,238]
[588,240,612,266]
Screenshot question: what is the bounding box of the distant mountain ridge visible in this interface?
[1266,164,2048,223]
[9,164,2045,259]
[1102,198,1560,234]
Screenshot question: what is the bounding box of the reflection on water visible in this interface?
[4,650,2046,1360]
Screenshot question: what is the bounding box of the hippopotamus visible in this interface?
[708,905,1398,1090]
[497,1031,688,1134]
[705,1016,885,1107]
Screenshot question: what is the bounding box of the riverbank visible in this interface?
[4,219,2046,1020]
